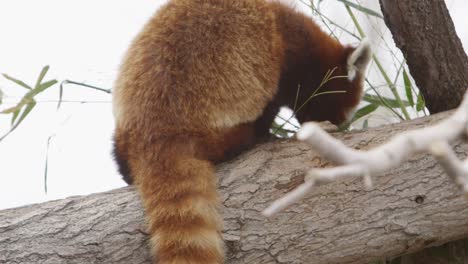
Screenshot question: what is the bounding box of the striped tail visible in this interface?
[134,140,224,264]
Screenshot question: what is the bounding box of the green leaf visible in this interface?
[353,103,379,121]
[1,104,22,114]
[13,100,36,128]
[22,79,57,102]
[2,74,32,90]
[0,66,55,142]
[1,94,34,114]
[338,103,378,131]
[403,69,414,107]
[34,65,50,89]
[0,88,3,104]
[0,101,36,142]
[336,0,383,18]
[363,94,410,108]
[11,109,21,125]
[32,79,58,96]
[416,93,425,112]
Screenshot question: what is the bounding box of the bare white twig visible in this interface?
[263,90,468,217]
[431,141,468,194]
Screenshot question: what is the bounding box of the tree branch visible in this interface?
[2,112,468,263]
[264,91,468,217]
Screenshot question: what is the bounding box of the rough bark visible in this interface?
[379,0,468,113]
[2,112,468,264]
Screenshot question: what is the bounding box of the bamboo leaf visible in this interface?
[416,93,425,112]
[1,104,23,114]
[353,103,379,121]
[34,65,50,89]
[403,69,414,107]
[363,94,410,108]
[2,74,32,90]
[31,79,58,97]
[13,101,36,128]
[1,94,35,114]
[2,86,38,111]
[338,103,379,131]
[0,66,55,142]
[336,0,383,18]
[11,109,21,125]
[0,101,36,142]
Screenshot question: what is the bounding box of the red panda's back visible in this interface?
[113,0,284,131]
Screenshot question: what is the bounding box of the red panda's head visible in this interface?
[294,39,372,125]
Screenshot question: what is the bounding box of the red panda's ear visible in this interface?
[347,38,372,81]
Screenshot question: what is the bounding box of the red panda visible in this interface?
[112,0,371,263]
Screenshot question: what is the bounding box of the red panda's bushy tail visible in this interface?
[134,137,224,264]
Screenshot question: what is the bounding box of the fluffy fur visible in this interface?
[112,0,371,263]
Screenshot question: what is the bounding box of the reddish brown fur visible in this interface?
[112,1,367,263]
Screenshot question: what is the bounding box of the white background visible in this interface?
[0,0,467,209]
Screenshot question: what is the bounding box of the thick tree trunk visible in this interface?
[379,0,468,113]
[2,112,468,264]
